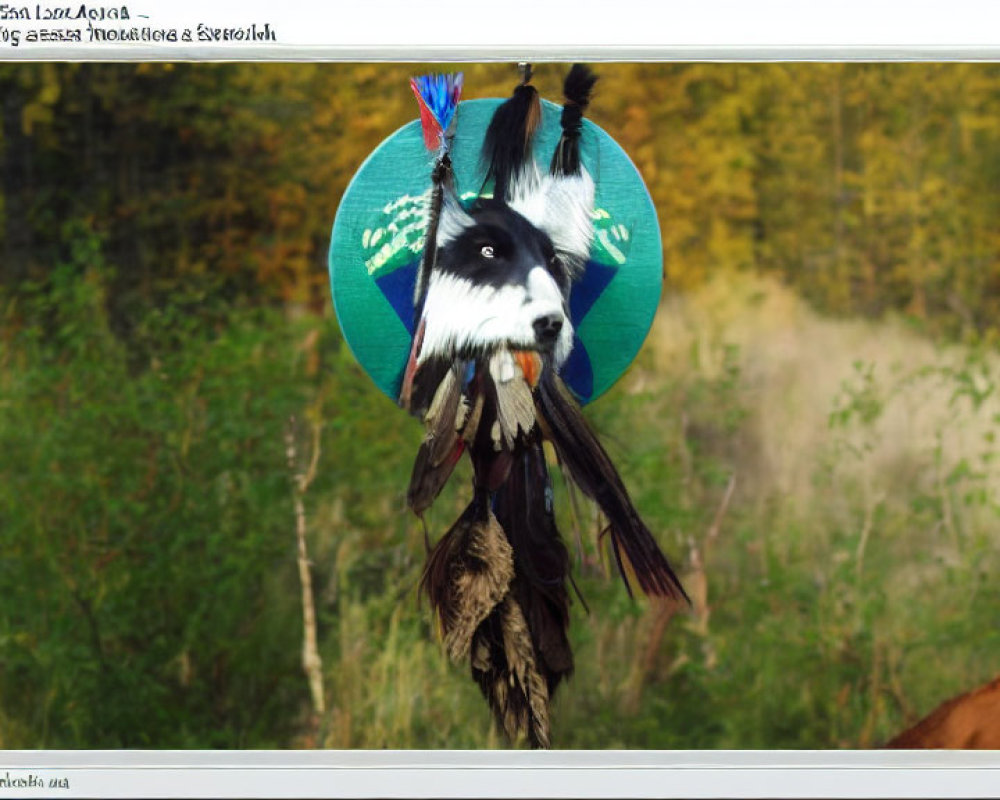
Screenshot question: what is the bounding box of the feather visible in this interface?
[421,500,515,662]
[423,368,461,463]
[410,72,463,311]
[407,364,467,515]
[398,316,425,412]
[470,596,552,749]
[461,391,485,446]
[489,350,536,449]
[499,596,551,748]
[551,64,598,177]
[535,371,689,602]
[512,349,542,388]
[407,438,464,518]
[405,352,452,419]
[493,442,574,694]
[465,366,516,491]
[410,73,464,152]
[485,449,515,491]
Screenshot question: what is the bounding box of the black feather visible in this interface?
[406,355,453,419]
[468,361,515,491]
[551,64,598,177]
[406,427,464,517]
[407,363,468,515]
[493,440,574,695]
[535,371,689,602]
[407,442,459,516]
[469,609,541,746]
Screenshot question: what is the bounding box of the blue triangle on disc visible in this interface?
[375,261,419,337]
[561,335,593,402]
[569,260,617,324]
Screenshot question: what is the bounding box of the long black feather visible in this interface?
[493,440,574,695]
[535,371,689,602]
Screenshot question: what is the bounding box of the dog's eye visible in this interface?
[480,245,495,259]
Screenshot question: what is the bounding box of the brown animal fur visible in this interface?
[886,675,1000,749]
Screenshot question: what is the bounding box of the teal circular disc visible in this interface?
[329,97,662,405]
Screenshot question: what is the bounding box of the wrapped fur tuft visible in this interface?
[551,64,598,176]
[562,63,598,111]
[482,76,541,202]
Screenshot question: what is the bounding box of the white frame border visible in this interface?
[1,750,1000,797]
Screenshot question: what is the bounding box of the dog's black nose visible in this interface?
[533,313,563,343]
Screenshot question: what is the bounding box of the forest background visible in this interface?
[1,62,999,748]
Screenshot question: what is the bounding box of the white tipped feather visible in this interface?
[491,349,518,383]
[490,349,537,448]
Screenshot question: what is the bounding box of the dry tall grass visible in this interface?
[651,272,1000,513]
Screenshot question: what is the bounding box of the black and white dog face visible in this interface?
[416,165,595,369]
[418,197,576,366]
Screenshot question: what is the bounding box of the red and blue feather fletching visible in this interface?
[410,73,464,151]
